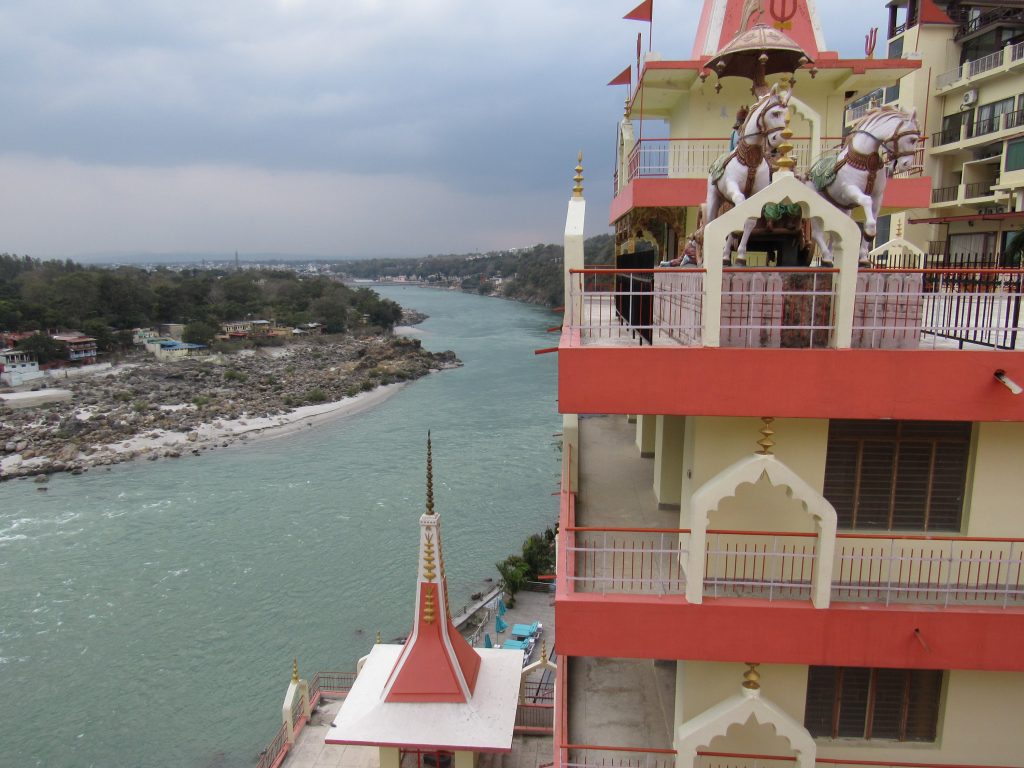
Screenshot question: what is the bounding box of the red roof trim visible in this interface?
[641,57,920,73]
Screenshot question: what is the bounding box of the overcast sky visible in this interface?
[0,1,879,261]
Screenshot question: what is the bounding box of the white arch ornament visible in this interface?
[686,453,838,607]
[676,680,816,768]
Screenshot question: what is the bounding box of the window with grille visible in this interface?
[805,666,943,741]
[823,420,971,531]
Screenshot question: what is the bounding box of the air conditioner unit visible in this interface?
[962,89,978,106]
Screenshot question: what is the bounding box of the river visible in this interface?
[0,286,560,768]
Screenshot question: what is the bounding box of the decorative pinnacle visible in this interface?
[572,152,584,198]
[774,94,795,173]
[292,657,299,683]
[376,630,382,644]
[895,218,904,238]
[756,417,776,455]
[426,432,435,515]
[742,663,761,690]
[423,532,437,581]
[541,640,548,664]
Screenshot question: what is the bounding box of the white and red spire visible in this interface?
[381,434,482,703]
[692,0,829,60]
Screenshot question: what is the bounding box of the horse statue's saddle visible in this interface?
[808,154,839,191]
[709,152,733,185]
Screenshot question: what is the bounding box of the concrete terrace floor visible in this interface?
[576,414,678,531]
[280,590,556,768]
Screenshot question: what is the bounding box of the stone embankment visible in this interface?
[0,332,459,481]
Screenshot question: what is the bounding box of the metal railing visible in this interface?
[309,670,356,701]
[564,745,677,768]
[516,702,555,733]
[931,127,961,146]
[956,5,1024,40]
[968,49,1005,77]
[564,526,1024,606]
[932,185,958,203]
[568,267,1024,351]
[567,528,688,594]
[563,749,1023,768]
[623,137,844,185]
[965,180,995,198]
[833,536,1024,607]
[255,722,290,768]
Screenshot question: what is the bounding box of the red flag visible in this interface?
[607,66,631,86]
[623,0,653,22]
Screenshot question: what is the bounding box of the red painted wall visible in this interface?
[558,344,1024,422]
[556,591,1024,671]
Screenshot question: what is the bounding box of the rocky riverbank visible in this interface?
[0,334,459,481]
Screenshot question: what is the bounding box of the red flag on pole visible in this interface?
[607,66,631,86]
[623,0,653,22]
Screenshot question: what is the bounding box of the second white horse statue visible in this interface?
[807,105,922,264]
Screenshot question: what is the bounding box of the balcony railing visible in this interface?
[567,268,1024,351]
[565,527,1024,607]
[932,185,958,203]
[955,5,1024,40]
[935,66,963,90]
[968,49,1005,77]
[964,180,996,199]
[623,138,843,186]
[563,747,1021,768]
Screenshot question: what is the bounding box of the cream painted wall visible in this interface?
[679,416,829,530]
[676,661,1024,764]
[961,421,1024,537]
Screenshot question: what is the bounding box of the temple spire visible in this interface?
[381,435,482,703]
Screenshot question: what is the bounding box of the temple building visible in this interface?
[556,0,1024,767]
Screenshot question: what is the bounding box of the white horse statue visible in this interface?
[704,83,791,264]
[806,105,922,264]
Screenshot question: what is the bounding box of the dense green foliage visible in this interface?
[496,525,556,606]
[0,254,403,341]
[334,234,614,307]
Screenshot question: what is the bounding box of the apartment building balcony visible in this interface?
[611,139,929,219]
[931,179,1000,207]
[554,416,1024,670]
[933,41,1024,95]
[929,108,1024,154]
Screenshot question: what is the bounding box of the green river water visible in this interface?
[0,286,560,768]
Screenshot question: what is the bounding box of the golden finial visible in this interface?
[423,532,437,581]
[895,218,904,239]
[541,640,548,664]
[742,662,761,690]
[426,431,435,515]
[375,630,382,644]
[774,86,795,173]
[572,152,584,198]
[292,657,299,683]
[423,588,436,624]
[756,417,775,455]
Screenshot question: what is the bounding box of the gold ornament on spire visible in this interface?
[541,640,548,664]
[774,84,795,173]
[292,657,300,683]
[742,662,761,690]
[572,152,584,198]
[426,432,435,515]
[423,588,436,624]
[376,630,382,644]
[756,417,776,455]
[423,532,437,581]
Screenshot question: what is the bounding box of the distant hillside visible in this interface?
[332,234,613,307]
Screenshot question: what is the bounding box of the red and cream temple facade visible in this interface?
[555,1,1024,767]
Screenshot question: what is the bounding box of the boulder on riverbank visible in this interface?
[0,335,460,481]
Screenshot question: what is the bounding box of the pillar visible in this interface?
[379,747,402,768]
[654,416,686,508]
[563,414,579,493]
[635,414,656,458]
